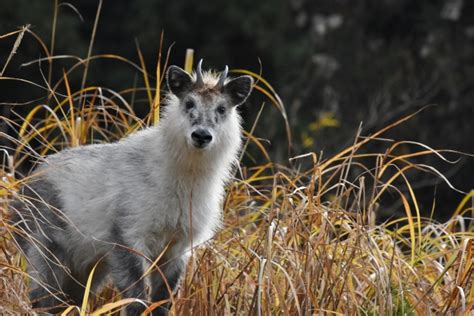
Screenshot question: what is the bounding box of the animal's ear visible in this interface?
[167,66,193,97]
[224,75,254,106]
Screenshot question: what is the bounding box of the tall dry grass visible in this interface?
[0,4,473,314]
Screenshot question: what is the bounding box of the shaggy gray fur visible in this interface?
[10,62,253,315]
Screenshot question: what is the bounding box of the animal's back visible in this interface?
[41,141,135,237]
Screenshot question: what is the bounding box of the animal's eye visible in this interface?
[216,105,226,115]
[185,100,195,110]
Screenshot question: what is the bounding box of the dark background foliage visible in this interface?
[1,0,472,220]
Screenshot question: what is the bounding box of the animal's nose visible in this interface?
[191,129,213,148]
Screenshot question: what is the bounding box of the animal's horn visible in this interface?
[216,65,228,90]
[195,59,204,86]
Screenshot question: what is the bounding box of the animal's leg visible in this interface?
[149,256,186,316]
[26,239,70,314]
[108,245,147,316]
[61,260,109,307]
[59,276,85,308]
[9,182,77,312]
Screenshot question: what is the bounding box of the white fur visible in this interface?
[42,96,241,263]
[15,66,253,312]
[39,79,242,271]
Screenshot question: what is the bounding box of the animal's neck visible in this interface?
[152,129,231,182]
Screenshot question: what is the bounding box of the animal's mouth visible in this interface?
[192,141,210,149]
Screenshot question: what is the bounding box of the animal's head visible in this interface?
[165,60,253,151]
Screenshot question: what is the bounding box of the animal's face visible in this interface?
[181,91,232,149]
[166,61,253,150]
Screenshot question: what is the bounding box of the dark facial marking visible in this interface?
[214,103,230,125]
[192,112,203,126]
[206,116,216,128]
[216,104,226,115]
[182,97,201,125]
[185,99,195,111]
[181,88,231,129]
[195,88,220,103]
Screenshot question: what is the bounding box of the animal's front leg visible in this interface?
[149,256,186,316]
[108,245,147,315]
[26,239,69,313]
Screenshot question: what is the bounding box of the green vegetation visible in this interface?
[1,4,473,315]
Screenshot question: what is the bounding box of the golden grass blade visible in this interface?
[233,68,292,149]
[242,131,272,163]
[450,190,474,230]
[144,300,171,315]
[410,253,459,312]
[136,40,153,110]
[80,261,100,316]
[320,106,431,170]
[142,244,169,277]
[0,28,26,39]
[184,48,194,74]
[252,85,292,150]
[62,70,77,147]
[60,305,79,316]
[397,167,423,255]
[239,102,266,163]
[152,32,165,125]
[17,104,68,154]
[22,54,144,73]
[392,185,416,263]
[90,298,144,315]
